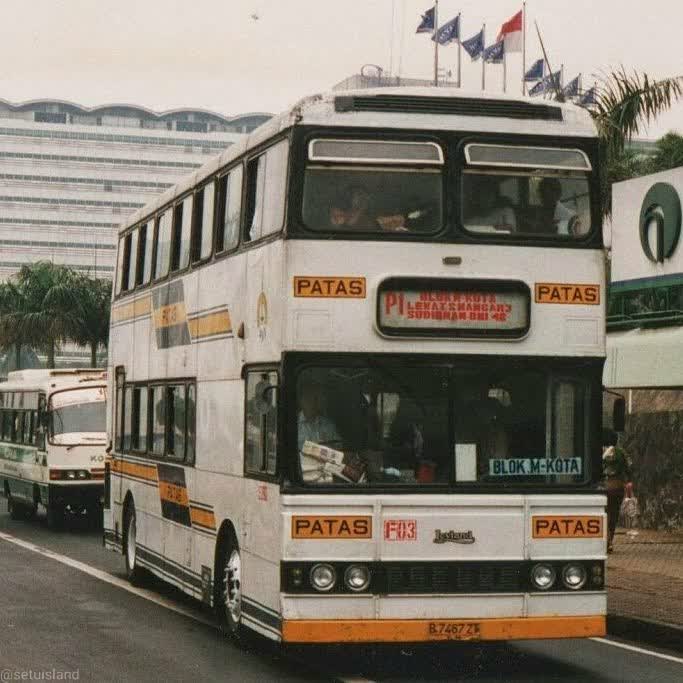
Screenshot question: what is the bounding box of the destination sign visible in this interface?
[489,457,583,476]
[379,289,528,333]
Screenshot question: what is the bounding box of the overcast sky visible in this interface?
[2,0,681,138]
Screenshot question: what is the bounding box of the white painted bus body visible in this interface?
[105,88,607,643]
[0,369,107,521]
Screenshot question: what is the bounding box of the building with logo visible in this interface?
[604,166,683,530]
[0,98,271,281]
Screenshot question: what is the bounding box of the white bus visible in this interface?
[105,88,609,645]
[0,369,107,528]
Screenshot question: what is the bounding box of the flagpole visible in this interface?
[482,23,486,91]
[433,0,439,86]
[503,44,507,93]
[457,12,462,88]
[522,1,527,95]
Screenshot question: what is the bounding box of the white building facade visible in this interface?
[0,99,271,280]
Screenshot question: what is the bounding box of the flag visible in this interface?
[497,9,522,52]
[563,76,581,98]
[416,6,435,33]
[432,14,460,45]
[524,58,545,82]
[529,70,561,96]
[579,86,597,106]
[483,40,504,64]
[462,28,485,60]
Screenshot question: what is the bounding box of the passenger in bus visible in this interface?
[456,382,510,477]
[465,176,517,232]
[297,381,341,451]
[534,177,579,235]
[329,185,410,232]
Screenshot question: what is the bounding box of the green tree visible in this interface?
[651,132,683,172]
[70,274,112,367]
[0,280,27,371]
[584,68,683,215]
[10,262,82,369]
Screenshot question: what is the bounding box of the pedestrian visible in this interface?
[602,429,632,553]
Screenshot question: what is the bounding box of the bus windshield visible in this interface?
[295,360,593,487]
[50,387,106,442]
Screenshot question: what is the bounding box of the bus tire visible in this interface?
[216,532,246,643]
[46,503,63,530]
[123,503,148,586]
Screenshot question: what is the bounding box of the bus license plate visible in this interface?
[427,621,481,640]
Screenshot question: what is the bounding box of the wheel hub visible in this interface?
[223,549,242,624]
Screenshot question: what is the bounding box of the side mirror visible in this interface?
[613,396,626,432]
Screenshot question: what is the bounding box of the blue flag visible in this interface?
[483,40,504,64]
[579,86,597,106]
[462,28,485,60]
[563,76,581,97]
[524,59,545,82]
[432,14,460,45]
[416,6,435,33]
[529,70,561,96]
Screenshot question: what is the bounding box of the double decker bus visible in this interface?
[105,88,608,644]
[0,369,107,528]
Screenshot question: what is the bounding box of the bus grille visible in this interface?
[381,562,524,594]
[334,95,564,121]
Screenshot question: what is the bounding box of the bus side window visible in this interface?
[171,196,193,272]
[141,222,154,285]
[151,386,166,456]
[154,209,172,280]
[127,229,139,291]
[122,386,133,452]
[216,166,243,252]
[136,223,148,286]
[115,236,126,295]
[245,371,278,476]
[131,386,148,453]
[115,367,125,452]
[191,182,215,263]
[245,139,288,242]
[166,384,186,462]
[117,233,133,294]
[185,384,196,465]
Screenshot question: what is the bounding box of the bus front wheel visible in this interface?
[124,503,148,586]
[217,536,245,642]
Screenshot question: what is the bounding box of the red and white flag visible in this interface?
[497,9,523,53]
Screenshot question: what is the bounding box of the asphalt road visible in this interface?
[0,499,681,682]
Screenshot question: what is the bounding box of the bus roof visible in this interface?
[1,369,107,393]
[119,87,597,237]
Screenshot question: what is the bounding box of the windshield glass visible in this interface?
[295,362,592,487]
[50,387,106,442]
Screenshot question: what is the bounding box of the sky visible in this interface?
[2,0,681,139]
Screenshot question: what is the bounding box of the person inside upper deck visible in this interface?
[464,175,517,232]
[531,177,580,236]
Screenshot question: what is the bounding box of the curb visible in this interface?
[607,614,683,654]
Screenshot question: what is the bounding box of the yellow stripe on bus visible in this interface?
[187,310,232,339]
[190,506,216,530]
[158,481,189,507]
[153,302,188,329]
[112,295,152,323]
[111,459,158,483]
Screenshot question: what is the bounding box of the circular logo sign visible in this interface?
[639,182,682,263]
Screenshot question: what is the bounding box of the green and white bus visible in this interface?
[0,369,107,528]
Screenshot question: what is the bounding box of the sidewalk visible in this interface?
[607,527,683,651]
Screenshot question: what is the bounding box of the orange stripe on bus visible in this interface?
[112,295,152,323]
[158,481,189,507]
[111,459,158,483]
[281,616,606,643]
[190,506,216,530]
[187,310,232,339]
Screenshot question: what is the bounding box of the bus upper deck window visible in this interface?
[302,139,444,235]
[462,144,592,239]
[154,210,172,280]
[216,166,243,253]
[171,196,193,272]
[191,183,215,263]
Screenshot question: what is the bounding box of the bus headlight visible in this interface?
[561,563,587,590]
[530,563,556,590]
[344,564,370,592]
[310,563,336,592]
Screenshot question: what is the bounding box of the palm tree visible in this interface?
[583,68,683,215]
[651,132,683,172]
[11,262,82,369]
[70,274,112,367]
[0,280,27,371]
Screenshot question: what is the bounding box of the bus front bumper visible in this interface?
[281,615,606,643]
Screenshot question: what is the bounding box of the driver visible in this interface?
[537,177,579,235]
[297,381,340,451]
